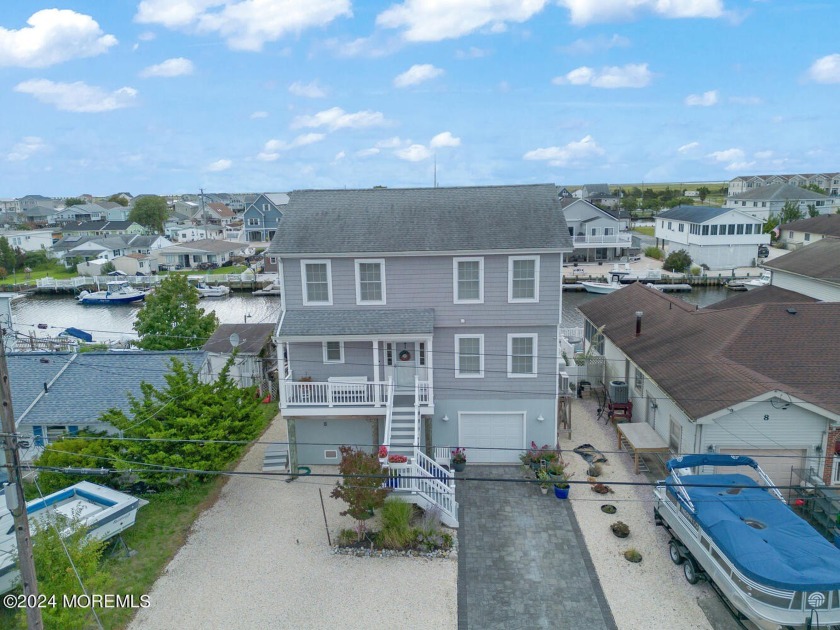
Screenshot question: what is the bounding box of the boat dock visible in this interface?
[32,273,280,294]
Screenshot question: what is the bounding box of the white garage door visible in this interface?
[459,412,525,464]
[718,448,805,496]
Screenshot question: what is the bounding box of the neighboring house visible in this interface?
[268,183,573,477]
[761,237,840,302]
[1,229,54,252]
[243,193,288,242]
[19,195,62,211]
[154,239,248,269]
[63,220,145,237]
[577,282,840,489]
[7,351,207,461]
[177,224,225,242]
[778,215,840,250]
[22,205,59,225]
[173,200,200,218]
[202,323,277,393]
[561,198,633,263]
[729,173,840,196]
[572,184,621,209]
[164,214,193,240]
[76,258,110,276]
[0,199,21,213]
[725,183,837,221]
[102,201,131,221]
[55,204,107,224]
[206,202,237,225]
[655,205,768,269]
[111,253,158,275]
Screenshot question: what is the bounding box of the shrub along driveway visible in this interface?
[456,466,616,630]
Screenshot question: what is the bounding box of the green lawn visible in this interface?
[632,226,654,237]
[0,265,76,287]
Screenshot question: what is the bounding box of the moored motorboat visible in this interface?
[77,281,146,305]
[0,481,147,594]
[580,280,624,294]
[654,454,840,629]
[743,270,771,290]
[190,277,230,298]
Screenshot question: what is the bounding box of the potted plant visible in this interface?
[553,471,574,499]
[536,469,551,495]
[298,375,314,402]
[450,447,467,472]
[611,521,630,538]
[378,445,388,466]
[388,454,408,464]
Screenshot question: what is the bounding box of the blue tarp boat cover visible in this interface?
[667,454,758,471]
[62,327,93,342]
[666,473,840,591]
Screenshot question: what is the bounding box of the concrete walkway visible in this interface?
[456,466,616,630]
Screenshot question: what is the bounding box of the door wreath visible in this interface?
[398,350,411,361]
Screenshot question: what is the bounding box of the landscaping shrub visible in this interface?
[331,446,390,539]
[689,265,702,276]
[663,249,692,273]
[643,246,663,260]
[378,498,416,549]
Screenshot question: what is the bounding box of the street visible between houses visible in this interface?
[457,466,616,630]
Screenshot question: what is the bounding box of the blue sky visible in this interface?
[1,1,839,197]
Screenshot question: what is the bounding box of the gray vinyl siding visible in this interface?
[293,417,377,465]
[288,341,375,381]
[283,252,563,327]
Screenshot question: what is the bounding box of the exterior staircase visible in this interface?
[388,407,417,457]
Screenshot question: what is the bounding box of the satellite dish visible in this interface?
[229,333,240,348]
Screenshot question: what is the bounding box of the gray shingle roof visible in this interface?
[9,351,207,427]
[780,214,840,237]
[267,184,572,255]
[278,309,435,337]
[762,237,840,284]
[657,205,734,222]
[728,183,829,201]
[203,324,275,354]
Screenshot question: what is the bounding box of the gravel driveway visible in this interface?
[130,416,457,630]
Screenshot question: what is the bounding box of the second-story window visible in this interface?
[508,256,539,303]
[508,334,537,377]
[302,260,332,305]
[355,259,385,304]
[454,257,483,303]
[455,335,484,378]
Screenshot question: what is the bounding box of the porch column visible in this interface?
[426,336,434,406]
[373,340,380,406]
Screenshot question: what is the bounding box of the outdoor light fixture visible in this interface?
[442,415,449,422]
[707,444,716,453]
[537,414,544,422]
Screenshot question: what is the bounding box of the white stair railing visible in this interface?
[382,378,394,451]
[413,375,421,448]
[385,456,458,528]
[414,448,454,488]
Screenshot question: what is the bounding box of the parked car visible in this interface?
[757,245,769,258]
[196,262,219,270]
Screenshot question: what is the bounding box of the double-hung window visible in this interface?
[355,259,385,304]
[634,367,644,393]
[454,257,483,303]
[508,334,537,378]
[323,341,344,363]
[455,335,484,378]
[508,256,539,303]
[301,260,332,305]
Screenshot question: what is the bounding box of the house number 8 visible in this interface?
[763,414,769,422]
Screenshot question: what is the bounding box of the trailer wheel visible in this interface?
[668,541,684,565]
[683,557,701,585]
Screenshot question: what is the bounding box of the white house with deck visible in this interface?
[561,199,633,263]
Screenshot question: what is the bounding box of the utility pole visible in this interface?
[0,326,44,630]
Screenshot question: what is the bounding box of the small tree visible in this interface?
[129,195,169,233]
[663,249,692,273]
[64,197,87,207]
[107,194,129,206]
[133,274,218,350]
[807,204,820,218]
[331,446,390,539]
[777,200,804,225]
[697,186,710,202]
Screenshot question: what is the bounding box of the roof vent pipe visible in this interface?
[635,311,643,337]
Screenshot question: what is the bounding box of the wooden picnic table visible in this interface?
[616,422,670,474]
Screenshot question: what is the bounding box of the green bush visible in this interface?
[689,265,702,276]
[377,498,416,549]
[643,246,663,260]
[663,249,692,272]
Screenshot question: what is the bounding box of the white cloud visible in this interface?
[554,63,652,88]
[806,53,840,84]
[455,46,490,59]
[557,0,724,25]
[265,133,326,151]
[334,151,346,161]
[394,64,444,88]
[707,148,744,162]
[257,151,280,162]
[0,9,117,68]
[138,31,157,41]
[523,134,605,167]
[289,80,327,98]
[206,159,232,172]
[356,147,380,157]
[377,0,547,42]
[395,144,433,161]
[559,33,630,55]
[291,107,387,131]
[250,111,269,119]
[430,131,461,148]
[324,35,398,58]
[376,137,405,149]
[725,160,755,172]
[677,141,700,154]
[684,89,718,106]
[140,57,194,78]
[14,79,138,113]
[7,136,47,162]
[136,0,352,52]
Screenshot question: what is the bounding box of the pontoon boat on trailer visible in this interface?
[654,454,840,629]
[0,481,147,594]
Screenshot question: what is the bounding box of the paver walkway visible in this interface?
[457,466,616,630]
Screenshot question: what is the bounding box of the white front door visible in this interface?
[395,342,416,391]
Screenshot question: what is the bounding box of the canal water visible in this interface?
[10,285,730,344]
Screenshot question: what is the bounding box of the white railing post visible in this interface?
[414,375,421,448]
[383,378,394,450]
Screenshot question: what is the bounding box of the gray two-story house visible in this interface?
[269,183,572,467]
[243,193,288,242]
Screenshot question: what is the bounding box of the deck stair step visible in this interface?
[262,444,288,472]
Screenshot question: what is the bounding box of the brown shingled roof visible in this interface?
[577,283,840,419]
[763,237,840,284]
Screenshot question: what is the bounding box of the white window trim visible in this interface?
[354,258,386,305]
[322,341,344,363]
[453,257,484,304]
[508,255,540,303]
[832,457,840,485]
[455,334,484,378]
[301,259,333,306]
[507,333,538,378]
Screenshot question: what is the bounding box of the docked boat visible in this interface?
[190,278,230,298]
[743,270,771,290]
[0,481,148,594]
[654,454,840,629]
[77,281,146,305]
[580,279,624,294]
[252,282,282,296]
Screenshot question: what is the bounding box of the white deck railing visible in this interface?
[572,233,633,246]
[281,380,393,407]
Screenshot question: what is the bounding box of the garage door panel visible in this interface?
[718,448,805,496]
[460,413,524,463]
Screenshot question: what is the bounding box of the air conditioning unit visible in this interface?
[559,372,570,393]
[609,380,629,403]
